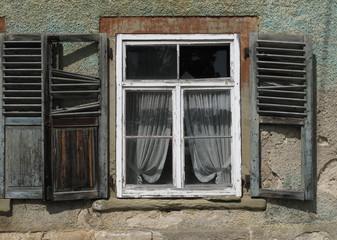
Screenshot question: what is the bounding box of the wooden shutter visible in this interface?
[45,34,109,200]
[250,33,314,200]
[0,34,108,200]
[0,34,46,199]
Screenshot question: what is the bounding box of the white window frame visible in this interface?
[116,34,241,198]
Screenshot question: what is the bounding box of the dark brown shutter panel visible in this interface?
[250,33,314,200]
[46,34,109,201]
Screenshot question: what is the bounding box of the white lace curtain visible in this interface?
[126,92,171,184]
[184,91,232,184]
[126,91,231,185]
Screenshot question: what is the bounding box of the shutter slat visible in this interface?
[257,39,305,48]
[257,103,306,110]
[52,77,99,83]
[50,90,100,94]
[4,62,41,65]
[257,53,305,62]
[257,75,305,83]
[51,83,100,87]
[4,41,41,43]
[52,102,100,115]
[257,61,305,70]
[3,111,42,117]
[4,83,41,86]
[3,104,41,110]
[52,69,99,81]
[3,55,41,57]
[256,47,305,55]
[3,97,41,104]
[257,110,307,118]
[4,69,42,71]
[258,85,306,90]
[258,89,306,95]
[258,67,306,76]
[4,76,41,79]
[52,111,101,117]
[258,96,306,105]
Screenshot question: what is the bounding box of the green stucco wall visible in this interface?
[0,1,337,239]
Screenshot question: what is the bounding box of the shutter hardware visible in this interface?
[109,48,113,60]
[244,47,249,60]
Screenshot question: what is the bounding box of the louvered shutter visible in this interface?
[0,34,46,199]
[45,34,109,200]
[0,33,108,200]
[250,33,313,200]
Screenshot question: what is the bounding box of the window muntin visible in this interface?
[116,34,241,198]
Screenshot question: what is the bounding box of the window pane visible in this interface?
[126,139,172,184]
[184,91,232,184]
[125,91,172,136]
[180,46,230,79]
[184,139,231,184]
[126,46,177,80]
[125,91,173,185]
[184,91,231,137]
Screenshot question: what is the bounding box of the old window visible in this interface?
[116,34,241,198]
[0,34,109,200]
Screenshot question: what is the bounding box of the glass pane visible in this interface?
[126,45,177,80]
[184,138,231,184]
[184,90,231,137]
[180,45,230,79]
[126,138,172,185]
[184,90,232,185]
[126,91,172,136]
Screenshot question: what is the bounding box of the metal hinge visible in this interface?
[109,48,113,60]
[244,47,250,60]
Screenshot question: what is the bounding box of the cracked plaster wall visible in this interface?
[0,0,336,239]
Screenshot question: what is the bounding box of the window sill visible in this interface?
[92,195,266,211]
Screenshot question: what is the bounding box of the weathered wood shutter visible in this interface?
[45,34,109,201]
[0,34,46,199]
[250,33,314,200]
[0,34,109,200]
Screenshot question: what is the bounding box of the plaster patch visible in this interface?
[260,126,302,191]
[318,136,329,146]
